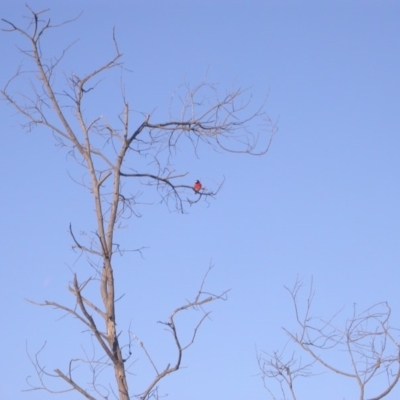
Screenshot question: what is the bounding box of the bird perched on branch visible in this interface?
[193,180,202,192]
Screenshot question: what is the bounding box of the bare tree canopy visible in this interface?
[2,7,275,400]
[258,279,400,400]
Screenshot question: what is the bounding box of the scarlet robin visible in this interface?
[193,180,202,192]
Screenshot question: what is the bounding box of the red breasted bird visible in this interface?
[194,180,202,192]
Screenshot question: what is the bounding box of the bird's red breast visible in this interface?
[194,180,202,192]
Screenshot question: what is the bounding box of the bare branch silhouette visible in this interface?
[259,278,400,400]
[3,6,275,400]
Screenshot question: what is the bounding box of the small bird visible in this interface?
[193,180,202,192]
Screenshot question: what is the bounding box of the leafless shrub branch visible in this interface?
[259,278,400,400]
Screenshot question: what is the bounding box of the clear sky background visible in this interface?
[1,1,400,399]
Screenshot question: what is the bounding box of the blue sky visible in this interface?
[1,1,400,399]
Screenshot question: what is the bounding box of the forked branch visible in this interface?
[134,265,229,400]
[259,278,400,400]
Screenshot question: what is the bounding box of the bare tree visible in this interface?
[258,279,400,400]
[2,7,275,400]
